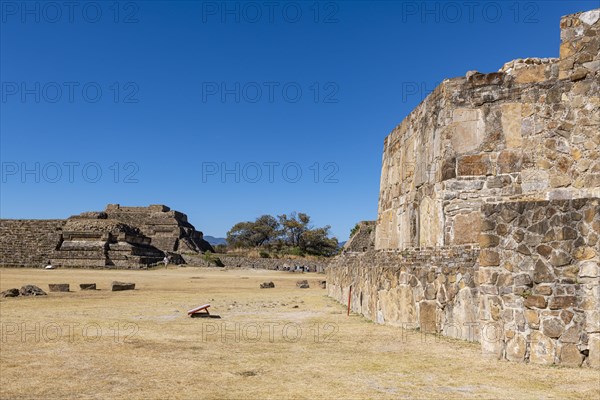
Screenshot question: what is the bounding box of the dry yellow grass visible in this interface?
[0,267,598,399]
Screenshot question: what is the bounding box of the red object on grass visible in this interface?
[347,286,352,316]
[187,304,211,316]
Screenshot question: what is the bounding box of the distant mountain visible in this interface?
[204,235,227,245]
[338,241,347,248]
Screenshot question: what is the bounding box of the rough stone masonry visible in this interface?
[329,9,600,368]
[0,204,214,268]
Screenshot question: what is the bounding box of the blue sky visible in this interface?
[1,0,597,240]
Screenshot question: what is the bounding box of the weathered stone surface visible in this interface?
[479,250,500,266]
[533,260,554,284]
[525,295,547,309]
[48,284,70,292]
[419,300,437,333]
[260,282,275,289]
[452,213,482,245]
[542,317,565,338]
[79,283,96,290]
[19,285,47,296]
[549,296,577,309]
[457,154,492,176]
[111,281,135,291]
[579,261,599,278]
[296,280,309,289]
[506,334,527,362]
[559,343,584,367]
[530,331,556,365]
[588,334,600,368]
[524,309,540,328]
[0,288,19,298]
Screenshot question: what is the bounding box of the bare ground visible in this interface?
[1,267,599,399]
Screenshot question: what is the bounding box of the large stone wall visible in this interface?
[376,9,600,251]
[0,220,64,267]
[329,9,600,369]
[328,198,599,368]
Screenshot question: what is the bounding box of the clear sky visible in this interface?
[1,0,597,240]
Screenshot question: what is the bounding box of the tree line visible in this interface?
[224,212,339,257]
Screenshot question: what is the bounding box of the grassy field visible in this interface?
[1,267,599,399]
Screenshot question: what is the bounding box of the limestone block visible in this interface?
[542,317,565,338]
[377,286,417,326]
[559,343,584,367]
[521,169,550,193]
[419,300,438,334]
[452,213,482,245]
[450,109,485,154]
[588,334,600,368]
[501,103,523,147]
[506,333,528,362]
[579,261,599,278]
[48,284,70,292]
[529,331,556,365]
[457,154,492,176]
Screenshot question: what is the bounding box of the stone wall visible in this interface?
[0,220,64,267]
[184,253,328,273]
[479,198,599,367]
[331,8,600,369]
[328,247,480,341]
[328,198,600,368]
[375,9,600,251]
[343,221,376,252]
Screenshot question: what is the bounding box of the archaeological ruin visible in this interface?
[0,204,215,268]
[329,9,600,368]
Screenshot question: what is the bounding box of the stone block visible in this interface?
[48,284,70,292]
[457,154,491,176]
[111,281,135,291]
[579,261,599,278]
[588,334,600,368]
[479,250,500,266]
[533,260,554,284]
[542,317,565,338]
[529,331,556,365]
[419,301,438,334]
[79,283,96,290]
[524,295,547,309]
[524,309,540,328]
[559,343,584,367]
[506,333,527,362]
[452,212,482,245]
[548,296,577,310]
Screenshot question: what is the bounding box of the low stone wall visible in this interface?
[183,253,328,272]
[328,247,481,341]
[328,198,600,368]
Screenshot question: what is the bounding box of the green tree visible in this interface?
[300,225,339,256]
[278,212,310,247]
[226,215,280,248]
